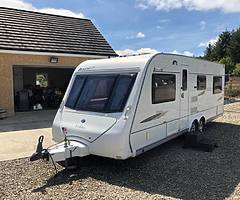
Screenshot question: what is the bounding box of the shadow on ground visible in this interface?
[33,122,240,200]
[0,110,56,132]
[224,97,240,105]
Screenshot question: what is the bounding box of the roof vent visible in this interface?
[172,60,178,65]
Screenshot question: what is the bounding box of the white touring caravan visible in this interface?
[30,53,225,165]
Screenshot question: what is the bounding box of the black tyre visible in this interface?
[189,120,198,134]
[198,118,206,133]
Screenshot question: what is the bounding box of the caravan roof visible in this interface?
[76,53,223,73]
[76,53,154,72]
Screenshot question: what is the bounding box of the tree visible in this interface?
[204,44,211,60]
[214,31,232,60]
[202,27,240,74]
[219,57,235,74]
[204,43,219,61]
[229,28,240,63]
[233,64,240,76]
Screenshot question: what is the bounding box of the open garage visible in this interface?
[0,7,117,116]
[13,66,74,111]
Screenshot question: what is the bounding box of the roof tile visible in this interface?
[0,7,117,56]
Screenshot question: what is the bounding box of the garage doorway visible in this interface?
[13,66,74,112]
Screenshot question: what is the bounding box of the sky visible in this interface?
[1,0,240,57]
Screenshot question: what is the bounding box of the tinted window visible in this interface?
[75,76,116,111]
[152,74,176,104]
[197,75,206,90]
[66,76,86,108]
[182,69,187,91]
[213,76,222,94]
[108,75,135,111]
[65,74,136,112]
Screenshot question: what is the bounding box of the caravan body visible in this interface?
[51,53,224,161]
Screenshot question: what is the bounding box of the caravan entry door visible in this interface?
[179,68,189,131]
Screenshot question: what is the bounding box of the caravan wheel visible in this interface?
[189,120,198,134]
[198,118,206,133]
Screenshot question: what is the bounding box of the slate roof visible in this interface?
[0,7,117,57]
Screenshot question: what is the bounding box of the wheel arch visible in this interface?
[188,114,206,131]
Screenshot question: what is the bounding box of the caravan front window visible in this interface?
[65,73,137,113]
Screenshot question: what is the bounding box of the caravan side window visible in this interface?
[213,76,222,94]
[152,74,176,104]
[197,75,206,90]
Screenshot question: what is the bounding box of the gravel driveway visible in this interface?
[0,102,240,200]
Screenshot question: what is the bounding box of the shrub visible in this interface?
[233,64,240,76]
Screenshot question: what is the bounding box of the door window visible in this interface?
[182,69,187,91]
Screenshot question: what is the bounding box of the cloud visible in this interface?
[126,32,146,39]
[116,48,159,56]
[138,3,149,10]
[0,0,34,10]
[137,0,240,13]
[198,37,219,47]
[171,50,194,57]
[0,0,85,18]
[200,20,206,31]
[38,8,85,18]
[159,19,170,23]
[156,25,165,30]
[116,48,193,57]
[136,32,146,38]
[156,19,170,30]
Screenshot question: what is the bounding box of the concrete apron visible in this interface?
[0,128,55,161]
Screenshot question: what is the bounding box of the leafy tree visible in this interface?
[204,44,212,60]
[214,31,232,60]
[204,44,217,61]
[233,64,240,76]
[229,28,240,64]
[202,28,240,74]
[219,57,235,74]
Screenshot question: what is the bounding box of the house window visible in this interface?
[152,74,176,104]
[182,69,187,91]
[36,73,48,88]
[197,75,206,90]
[213,76,222,94]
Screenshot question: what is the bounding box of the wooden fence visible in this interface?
[225,76,240,97]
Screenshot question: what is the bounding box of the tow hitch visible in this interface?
[30,136,49,161]
[30,135,58,173]
[30,135,90,170]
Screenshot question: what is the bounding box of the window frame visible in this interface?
[197,75,207,91]
[152,73,176,104]
[213,76,223,94]
[106,75,137,112]
[65,73,137,113]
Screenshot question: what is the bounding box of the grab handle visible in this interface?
[124,106,131,120]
